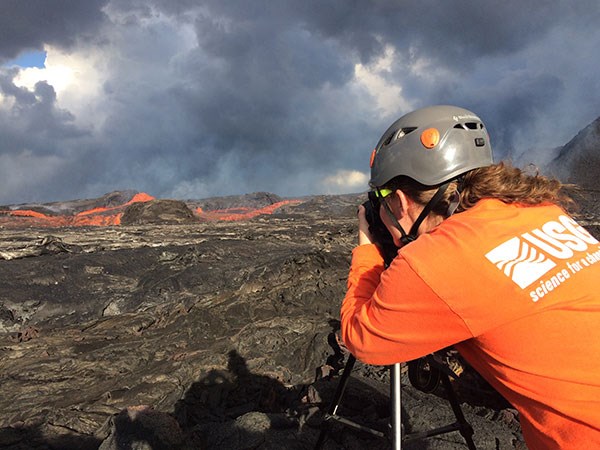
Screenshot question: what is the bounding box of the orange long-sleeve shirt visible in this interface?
[341,199,600,449]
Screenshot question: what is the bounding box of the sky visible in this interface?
[1,0,599,204]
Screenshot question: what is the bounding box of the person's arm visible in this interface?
[340,244,474,365]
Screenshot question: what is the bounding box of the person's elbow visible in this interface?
[341,315,389,366]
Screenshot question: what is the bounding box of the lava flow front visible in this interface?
[0,193,303,227]
[0,193,154,227]
[195,200,303,221]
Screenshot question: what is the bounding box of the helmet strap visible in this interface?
[379,193,412,245]
[381,182,450,246]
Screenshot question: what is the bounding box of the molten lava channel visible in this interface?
[0,195,302,227]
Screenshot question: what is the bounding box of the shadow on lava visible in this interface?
[173,348,405,449]
[0,424,101,450]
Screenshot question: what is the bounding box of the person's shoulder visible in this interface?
[446,199,564,226]
[401,200,534,257]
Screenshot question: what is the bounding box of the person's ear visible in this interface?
[393,189,412,217]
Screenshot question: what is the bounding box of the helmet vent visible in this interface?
[382,127,416,147]
[454,122,481,130]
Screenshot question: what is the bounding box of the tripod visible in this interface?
[314,354,477,450]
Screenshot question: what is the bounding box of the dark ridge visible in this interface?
[121,199,197,225]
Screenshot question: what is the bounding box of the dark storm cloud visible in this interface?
[280,0,600,153]
[181,11,355,145]
[300,0,600,155]
[0,72,88,142]
[84,0,369,199]
[0,0,109,61]
[0,71,92,203]
[160,0,599,170]
[1,0,599,203]
[278,0,597,68]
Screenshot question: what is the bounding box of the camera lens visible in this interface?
[367,191,380,211]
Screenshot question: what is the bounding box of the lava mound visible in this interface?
[192,191,282,211]
[550,116,600,191]
[120,199,197,225]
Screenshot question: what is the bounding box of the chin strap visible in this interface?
[381,182,450,246]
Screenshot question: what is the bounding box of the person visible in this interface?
[340,105,600,449]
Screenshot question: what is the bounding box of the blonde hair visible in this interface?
[383,161,576,216]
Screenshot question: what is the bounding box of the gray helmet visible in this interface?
[370,105,493,187]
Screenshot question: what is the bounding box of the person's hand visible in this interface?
[357,204,374,246]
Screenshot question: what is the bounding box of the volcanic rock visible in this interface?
[120,199,197,225]
[97,406,184,450]
[189,192,283,211]
[549,115,600,191]
[0,190,142,216]
[0,191,155,228]
[0,189,597,450]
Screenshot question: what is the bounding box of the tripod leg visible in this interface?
[314,355,357,449]
[390,362,402,450]
[440,374,477,450]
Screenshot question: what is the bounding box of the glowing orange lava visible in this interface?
[0,195,302,228]
[0,193,155,227]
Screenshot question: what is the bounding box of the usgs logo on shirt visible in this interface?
[485,215,599,301]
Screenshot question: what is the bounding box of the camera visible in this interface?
[363,192,399,266]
